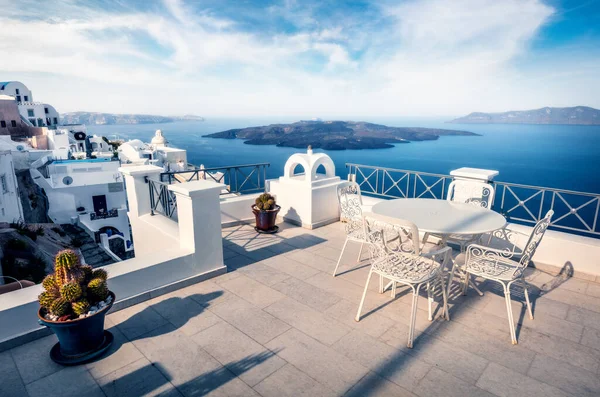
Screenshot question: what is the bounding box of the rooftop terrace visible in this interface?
[3,220,600,397]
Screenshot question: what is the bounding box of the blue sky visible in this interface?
[0,0,598,117]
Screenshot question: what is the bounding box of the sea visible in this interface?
[87,117,600,194]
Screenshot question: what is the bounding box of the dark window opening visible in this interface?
[24,95,29,101]
[16,95,21,102]
[37,118,44,127]
[44,107,49,114]
[53,117,58,125]
[27,109,34,117]
[15,88,20,95]
[11,120,16,127]
[0,121,6,128]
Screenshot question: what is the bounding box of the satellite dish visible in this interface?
[16,145,24,151]
[63,176,73,185]
[74,132,86,140]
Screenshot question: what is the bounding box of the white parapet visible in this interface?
[269,148,342,229]
[450,167,499,182]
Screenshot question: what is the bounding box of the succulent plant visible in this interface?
[50,297,71,317]
[72,299,90,316]
[92,268,108,281]
[38,291,57,308]
[87,278,109,301]
[255,193,277,211]
[38,249,110,320]
[60,282,83,302]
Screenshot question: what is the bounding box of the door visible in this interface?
[92,195,108,215]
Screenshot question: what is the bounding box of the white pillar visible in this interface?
[449,167,499,183]
[168,180,225,269]
[119,165,163,218]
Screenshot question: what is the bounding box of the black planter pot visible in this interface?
[252,205,280,233]
[38,292,115,365]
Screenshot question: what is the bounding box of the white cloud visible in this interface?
[0,0,597,117]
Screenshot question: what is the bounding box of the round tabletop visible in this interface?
[371,198,506,235]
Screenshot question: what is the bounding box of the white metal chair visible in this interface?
[355,213,451,348]
[333,181,368,277]
[424,179,496,251]
[452,210,553,344]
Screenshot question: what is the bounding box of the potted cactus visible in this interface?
[37,249,115,365]
[252,193,280,233]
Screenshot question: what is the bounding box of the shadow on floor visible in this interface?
[102,350,280,396]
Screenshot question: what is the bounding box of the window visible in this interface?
[27,109,34,117]
[44,107,49,114]
[24,95,28,101]
[0,121,5,128]
[1,174,7,193]
[37,118,44,127]
[10,120,16,127]
[16,96,21,102]
[15,88,19,95]
[53,117,58,125]
[46,118,51,126]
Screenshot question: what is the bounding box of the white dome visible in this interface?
[151,129,167,146]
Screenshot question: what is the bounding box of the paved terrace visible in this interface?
[2,221,600,397]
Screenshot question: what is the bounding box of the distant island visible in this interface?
[449,106,600,125]
[203,120,478,150]
[60,112,204,125]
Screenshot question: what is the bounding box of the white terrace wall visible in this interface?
[0,165,226,350]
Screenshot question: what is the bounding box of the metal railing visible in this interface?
[347,163,600,237]
[149,179,177,218]
[90,208,119,221]
[161,163,270,195]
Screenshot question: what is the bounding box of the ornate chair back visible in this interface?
[337,181,364,236]
[517,210,554,271]
[447,180,495,209]
[363,212,421,259]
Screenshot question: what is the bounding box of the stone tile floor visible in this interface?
[3,221,600,397]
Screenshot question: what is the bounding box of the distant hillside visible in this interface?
[449,106,600,125]
[204,120,478,150]
[61,112,204,125]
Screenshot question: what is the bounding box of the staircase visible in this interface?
[61,225,115,268]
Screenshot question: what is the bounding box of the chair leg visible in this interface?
[462,272,470,295]
[379,274,384,294]
[332,237,349,277]
[422,232,430,245]
[391,281,397,299]
[439,274,450,321]
[427,282,433,321]
[447,260,458,299]
[407,285,421,348]
[355,269,373,322]
[502,283,517,345]
[357,242,364,263]
[522,279,534,320]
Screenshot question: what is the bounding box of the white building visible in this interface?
[0,150,24,223]
[0,81,60,129]
[29,156,131,248]
[119,130,187,171]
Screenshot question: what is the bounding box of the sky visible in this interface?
[0,0,599,117]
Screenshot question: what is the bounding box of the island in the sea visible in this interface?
[61,112,204,125]
[203,120,478,150]
[449,106,600,125]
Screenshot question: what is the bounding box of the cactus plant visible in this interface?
[38,249,111,320]
[87,278,109,301]
[60,282,83,302]
[72,299,90,316]
[254,193,277,211]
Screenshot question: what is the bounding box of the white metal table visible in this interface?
[371,198,506,236]
[371,198,507,295]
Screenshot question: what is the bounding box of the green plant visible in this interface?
[38,249,110,320]
[254,193,277,211]
[5,238,29,251]
[34,225,45,236]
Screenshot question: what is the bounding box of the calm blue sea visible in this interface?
[87,117,600,194]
